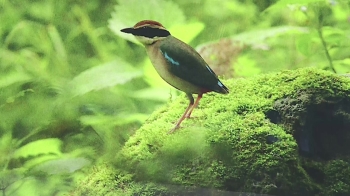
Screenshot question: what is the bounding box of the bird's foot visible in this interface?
[185,113,192,118]
[185,114,199,119]
[168,125,180,134]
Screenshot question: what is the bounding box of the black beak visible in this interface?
[120,28,134,34]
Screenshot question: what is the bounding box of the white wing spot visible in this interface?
[164,52,180,66]
[206,66,214,74]
[218,81,223,87]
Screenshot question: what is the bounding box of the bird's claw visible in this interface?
[168,125,180,134]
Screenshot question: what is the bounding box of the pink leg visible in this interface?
[185,94,202,118]
[168,93,194,133]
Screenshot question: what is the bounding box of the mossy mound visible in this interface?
[73,68,350,195]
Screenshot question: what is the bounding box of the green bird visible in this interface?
[121,20,229,133]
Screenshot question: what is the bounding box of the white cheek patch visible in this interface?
[135,36,154,45]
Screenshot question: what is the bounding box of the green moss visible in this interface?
[71,163,175,196]
[73,68,350,195]
[71,163,130,196]
[324,160,350,195]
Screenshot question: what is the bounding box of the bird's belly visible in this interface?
[147,48,202,94]
[162,73,203,94]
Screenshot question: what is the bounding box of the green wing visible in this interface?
[159,36,228,94]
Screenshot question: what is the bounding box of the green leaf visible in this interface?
[129,87,171,102]
[80,113,148,127]
[170,22,205,44]
[231,26,308,46]
[234,55,261,77]
[0,133,15,163]
[109,0,185,44]
[0,71,31,89]
[0,169,25,189]
[47,24,67,63]
[296,33,313,56]
[333,58,350,74]
[67,59,142,96]
[322,26,346,45]
[13,138,63,159]
[5,89,34,104]
[265,0,323,12]
[32,157,91,174]
[23,154,59,169]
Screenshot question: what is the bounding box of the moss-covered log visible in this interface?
[72,68,350,196]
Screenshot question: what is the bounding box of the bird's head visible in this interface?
[121,20,171,45]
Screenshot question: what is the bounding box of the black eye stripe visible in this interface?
[133,27,170,38]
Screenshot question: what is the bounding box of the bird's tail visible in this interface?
[216,80,229,94]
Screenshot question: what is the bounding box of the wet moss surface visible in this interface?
[72,68,350,195]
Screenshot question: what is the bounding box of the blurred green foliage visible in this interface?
[0,0,349,195]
